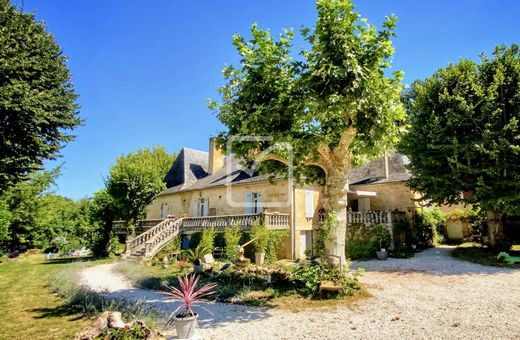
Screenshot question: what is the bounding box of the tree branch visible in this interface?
[333,127,357,161]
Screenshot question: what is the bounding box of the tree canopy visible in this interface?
[211,0,405,264]
[106,146,176,230]
[0,0,80,192]
[398,44,520,245]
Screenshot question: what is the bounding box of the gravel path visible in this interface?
[80,246,520,339]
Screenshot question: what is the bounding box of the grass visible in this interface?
[452,242,520,268]
[0,254,110,339]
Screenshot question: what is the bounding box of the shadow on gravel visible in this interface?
[104,288,271,329]
[350,246,518,276]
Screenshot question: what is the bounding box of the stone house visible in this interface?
[139,138,418,260]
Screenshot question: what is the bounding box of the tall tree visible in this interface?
[1,168,59,250]
[210,0,405,264]
[89,189,119,256]
[0,0,80,192]
[106,146,176,233]
[399,44,520,247]
[0,199,10,252]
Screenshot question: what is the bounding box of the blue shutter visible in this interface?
[245,192,253,213]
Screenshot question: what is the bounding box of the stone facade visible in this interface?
[145,139,417,260]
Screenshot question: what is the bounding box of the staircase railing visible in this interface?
[125,212,290,260]
[181,212,290,231]
[262,212,290,229]
[145,217,184,259]
[125,217,184,258]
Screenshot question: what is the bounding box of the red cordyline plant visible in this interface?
[162,273,217,323]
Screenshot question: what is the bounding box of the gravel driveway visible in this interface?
[81,246,520,339]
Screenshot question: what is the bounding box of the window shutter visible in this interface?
[245,192,253,213]
[203,197,209,216]
[256,193,262,213]
[161,202,169,219]
[304,190,314,218]
[192,199,198,217]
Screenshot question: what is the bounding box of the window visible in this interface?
[358,197,371,212]
[160,202,169,219]
[304,190,314,218]
[245,192,262,213]
[193,197,209,216]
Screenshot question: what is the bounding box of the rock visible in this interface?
[75,311,166,340]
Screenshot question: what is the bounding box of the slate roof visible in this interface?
[163,148,209,192]
[349,151,411,186]
[160,147,410,196]
[161,150,271,195]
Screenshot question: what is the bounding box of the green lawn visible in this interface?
[0,254,108,340]
[452,242,520,268]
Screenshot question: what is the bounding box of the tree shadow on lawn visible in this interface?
[39,257,95,265]
[350,246,519,276]
[105,288,272,329]
[29,305,84,322]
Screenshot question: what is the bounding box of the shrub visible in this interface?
[188,232,202,249]
[224,224,241,259]
[414,206,446,247]
[251,221,270,253]
[315,210,336,257]
[110,234,125,255]
[291,261,322,295]
[183,244,211,263]
[292,259,362,297]
[393,219,416,245]
[265,230,289,263]
[214,232,226,248]
[155,236,181,260]
[345,239,377,260]
[200,227,215,253]
[371,224,391,250]
[345,225,379,260]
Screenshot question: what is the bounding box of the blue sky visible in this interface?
[19,0,520,199]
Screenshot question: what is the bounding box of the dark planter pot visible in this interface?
[376,250,388,260]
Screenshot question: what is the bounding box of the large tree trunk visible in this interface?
[486,210,504,248]
[322,166,349,267]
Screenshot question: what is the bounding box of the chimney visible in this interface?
[208,137,224,175]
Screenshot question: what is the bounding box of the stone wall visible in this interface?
[349,182,420,214]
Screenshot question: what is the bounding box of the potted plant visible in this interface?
[251,221,270,265]
[162,273,216,339]
[371,224,391,260]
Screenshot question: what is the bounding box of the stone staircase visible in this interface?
[123,217,184,260]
